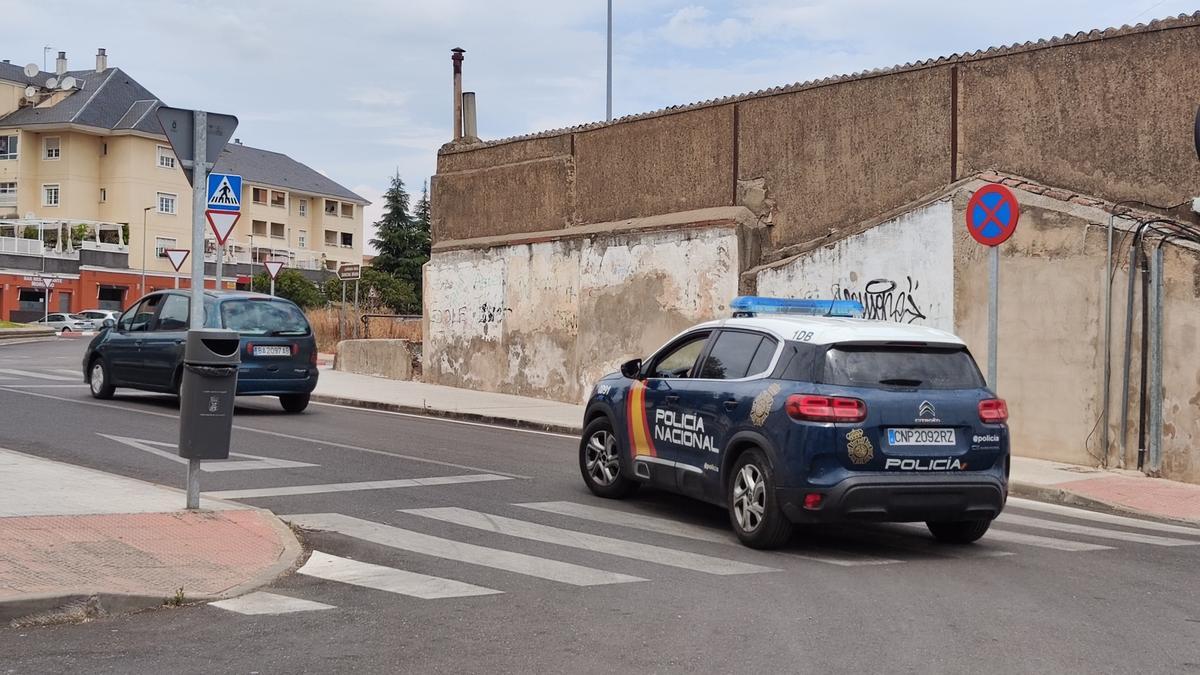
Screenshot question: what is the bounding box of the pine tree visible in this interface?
[368,173,430,309]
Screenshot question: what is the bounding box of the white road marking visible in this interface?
[1006,497,1200,537]
[1,384,88,388]
[981,528,1114,552]
[205,474,511,499]
[97,434,318,472]
[516,501,734,544]
[405,507,779,576]
[997,513,1199,547]
[286,513,643,586]
[210,591,334,615]
[298,551,501,599]
[312,401,578,439]
[0,368,77,381]
[52,369,84,377]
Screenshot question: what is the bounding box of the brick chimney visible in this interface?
[96,48,107,73]
[55,51,67,76]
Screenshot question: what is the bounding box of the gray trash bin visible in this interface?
[179,329,241,460]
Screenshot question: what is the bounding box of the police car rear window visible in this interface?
[824,346,984,390]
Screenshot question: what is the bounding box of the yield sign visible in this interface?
[264,260,285,280]
[164,248,190,271]
[206,209,240,245]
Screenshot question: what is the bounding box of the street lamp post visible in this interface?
[142,206,153,294]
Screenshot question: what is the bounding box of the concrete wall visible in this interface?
[755,200,955,332]
[335,339,414,380]
[425,221,740,402]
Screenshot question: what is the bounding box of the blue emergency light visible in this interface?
[730,296,865,318]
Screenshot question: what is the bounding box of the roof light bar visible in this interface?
[730,296,865,318]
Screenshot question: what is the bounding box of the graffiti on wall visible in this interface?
[831,276,928,324]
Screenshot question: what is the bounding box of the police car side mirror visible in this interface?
[620,358,643,380]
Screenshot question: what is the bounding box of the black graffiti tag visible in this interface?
[831,277,928,324]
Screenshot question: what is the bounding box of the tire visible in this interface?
[579,417,638,499]
[727,448,792,549]
[60,327,71,334]
[926,518,992,544]
[89,358,115,400]
[280,393,311,413]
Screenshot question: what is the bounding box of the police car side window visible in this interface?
[699,331,774,380]
[648,334,709,379]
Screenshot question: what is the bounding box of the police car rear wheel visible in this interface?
[926,518,991,544]
[579,418,637,498]
[728,449,791,549]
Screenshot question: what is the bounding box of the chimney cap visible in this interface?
[57,51,66,58]
[98,48,106,55]
[451,47,465,53]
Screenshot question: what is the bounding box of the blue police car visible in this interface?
[579,297,1009,549]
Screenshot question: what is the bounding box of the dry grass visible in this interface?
[306,307,422,353]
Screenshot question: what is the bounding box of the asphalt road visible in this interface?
[2,338,1199,674]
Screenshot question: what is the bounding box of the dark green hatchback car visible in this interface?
[82,290,319,412]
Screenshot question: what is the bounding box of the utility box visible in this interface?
[178,329,241,460]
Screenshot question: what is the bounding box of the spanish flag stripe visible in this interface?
[626,381,656,458]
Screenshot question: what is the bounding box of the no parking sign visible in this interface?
[967,184,1020,246]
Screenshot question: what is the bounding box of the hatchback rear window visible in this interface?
[220,300,310,336]
[824,345,984,390]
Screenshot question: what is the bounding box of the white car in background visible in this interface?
[35,313,97,333]
[78,309,120,326]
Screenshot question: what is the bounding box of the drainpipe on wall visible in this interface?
[451,48,465,141]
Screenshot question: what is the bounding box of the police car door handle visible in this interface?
[664,394,680,404]
[723,399,738,411]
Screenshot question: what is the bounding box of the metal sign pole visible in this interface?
[185,110,207,511]
[43,281,49,323]
[175,272,180,289]
[270,276,275,297]
[340,280,346,342]
[353,279,360,339]
[215,243,224,292]
[988,245,999,390]
[1147,245,1164,474]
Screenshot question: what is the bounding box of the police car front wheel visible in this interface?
[728,449,791,549]
[579,417,638,499]
[926,518,992,544]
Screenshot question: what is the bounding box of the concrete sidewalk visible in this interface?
[0,449,301,624]
[314,368,1200,527]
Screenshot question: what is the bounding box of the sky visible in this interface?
[6,0,1197,242]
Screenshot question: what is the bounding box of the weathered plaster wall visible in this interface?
[754,200,955,332]
[425,225,739,402]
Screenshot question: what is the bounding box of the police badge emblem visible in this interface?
[749,383,781,427]
[846,428,874,465]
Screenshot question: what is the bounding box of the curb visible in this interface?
[0,328,56,342]
[310,394,581,436]
[1010,480,1200,528]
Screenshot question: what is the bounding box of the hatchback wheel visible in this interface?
[579,417,638,498]
[728,448,792,549]
[926,518,992,544]
[89,359,115,399]
[280,393,310,413]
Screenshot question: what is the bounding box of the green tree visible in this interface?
[251,269,324,309]
[323,268,417,314]
[369,172,430,305]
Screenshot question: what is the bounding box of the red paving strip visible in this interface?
[0,510,286,601]
[1056,475,1200,522]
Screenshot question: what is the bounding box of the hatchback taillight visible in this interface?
[785,395,867,423]
[979,398,1008,423]
[245,342,254,356]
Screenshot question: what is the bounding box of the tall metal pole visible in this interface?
[987,246,999,390]
[1100,216,1115,464]
[215,244,224,293]
[1117,242,1138,469]
[141,207,151,294]
[270,276,275,297]
[606,0,613,122]
[186,110,207,511]
[353,279,360,339]
[1146,245,1164,475]
[340,281,346,342]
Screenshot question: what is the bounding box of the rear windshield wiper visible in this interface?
[268,330,308,337]
[878,378,923,387]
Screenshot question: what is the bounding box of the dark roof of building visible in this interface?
[214,143,367,204]
[0,63,366,203]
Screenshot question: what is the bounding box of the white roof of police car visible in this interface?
[690,315,965,346]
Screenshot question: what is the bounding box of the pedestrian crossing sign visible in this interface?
[207,173,242,212]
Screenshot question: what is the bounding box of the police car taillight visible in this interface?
[785,395,867,423]
[979,398,1008,423]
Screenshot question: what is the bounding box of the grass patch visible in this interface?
[0,320,29,329]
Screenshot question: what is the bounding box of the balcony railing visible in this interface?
[202,240,326,271]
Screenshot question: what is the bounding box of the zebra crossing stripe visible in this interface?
[980,528,1113,552]
[1006,497,1200,537]
[298,551,501,599]
[0,368,77,381]
[210,591,335,615]
[205,473,510,499]
[404,507,779,576]
[997,513,1199,547]
[285,513,644,586]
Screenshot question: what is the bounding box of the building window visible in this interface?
[340,232,353,248]
[324,200,338,216]
[340,203,353,218]
[43,184,60,207]
[298,229,307,248]
[0,182,15,206]
[324,230,337,246]
[271,191,285,208]
[154,236,176,256]
[44,137,61,160]
[252,188,267,204]
[0,135,18,160]
[102,142,108,156]
[270,222,285,239]
[97,286,125,310]
[252,219,267,236]
[298,199,308,217]
[157,192,177,215]
[99,188,107,203]
[157,145,176,169]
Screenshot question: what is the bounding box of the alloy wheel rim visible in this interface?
[91,364,103,394]
[733,464,766,532]
[584,430,620,486]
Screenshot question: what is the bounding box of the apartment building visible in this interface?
[0,50,367,321]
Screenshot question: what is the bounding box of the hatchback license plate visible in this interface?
[887,428,956,446]
[254,345,291,357]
